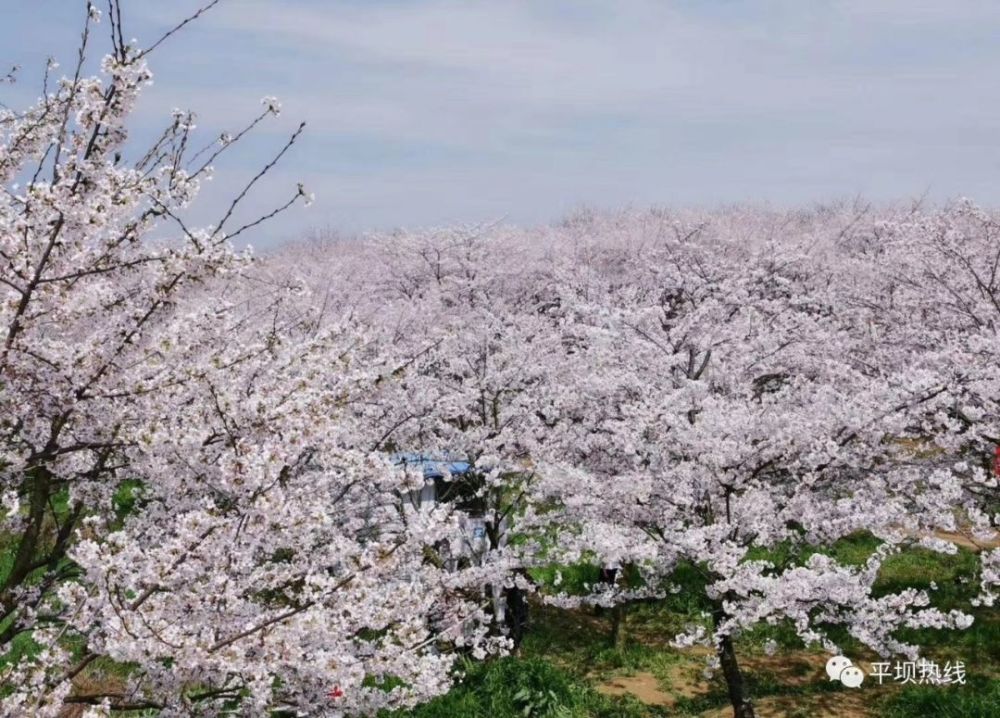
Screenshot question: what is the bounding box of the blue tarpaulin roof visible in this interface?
[391,453,471,480]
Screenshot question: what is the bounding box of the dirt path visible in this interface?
[596,650,883,717]
[934,528,1000,551]
[597,672,675,706]
[699,692,871,718]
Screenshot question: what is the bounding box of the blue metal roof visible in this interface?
[391,453,472,480]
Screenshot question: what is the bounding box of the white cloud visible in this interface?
[61,1,1000,241]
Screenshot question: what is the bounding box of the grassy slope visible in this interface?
[389,533,1000,718]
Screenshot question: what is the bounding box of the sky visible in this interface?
[3,1,1000,247]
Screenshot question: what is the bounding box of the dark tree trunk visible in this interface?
[594,566,618,618]
[713,609,755,718]
[503,585,529,647]
[610,602,628,650]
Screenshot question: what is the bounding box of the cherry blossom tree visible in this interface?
[258,202,998,718]
[0,4,500,715]
[527,209,974,718]
[831,199,1000,608]
[257,203,998,718]
[309,225,568,646]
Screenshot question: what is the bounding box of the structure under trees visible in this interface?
[0,3,501,716]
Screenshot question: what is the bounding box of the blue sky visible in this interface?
[3,1,1000,247]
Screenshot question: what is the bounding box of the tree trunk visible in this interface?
[610,602,628,650]
[713,609,755,718]
[503,585,529,647]
[3,466,51,595]
[594,566,618,618]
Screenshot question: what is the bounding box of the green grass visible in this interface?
[880,675,1000,718]
[393,535,1000,717]
[383,657,651,718]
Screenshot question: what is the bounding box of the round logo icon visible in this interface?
[826,656,865,688]
[840,666,865,688]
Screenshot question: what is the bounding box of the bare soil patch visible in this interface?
[934,528,1000,551]
[596,650,888,717]
[700,691,872,718]
[597,672,675,706]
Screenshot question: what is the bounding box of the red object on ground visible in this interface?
[994,446,1000,476]
[328,686,344,700]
